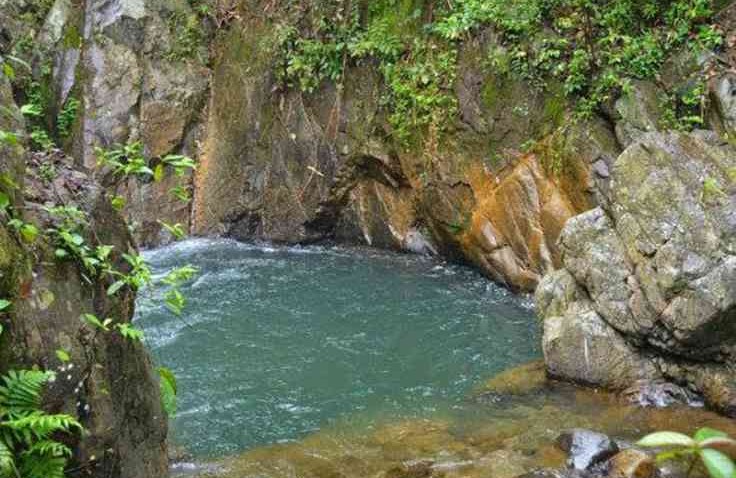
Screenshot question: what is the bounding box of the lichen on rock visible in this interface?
[537,131,736,416]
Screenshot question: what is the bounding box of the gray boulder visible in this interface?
[538,131,736,415]
[556,429,619,471]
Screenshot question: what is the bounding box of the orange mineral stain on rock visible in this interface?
[457,155,587,291]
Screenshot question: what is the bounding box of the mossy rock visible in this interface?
[477,360,548,396]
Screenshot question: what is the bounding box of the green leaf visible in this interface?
[107,280,126,296]
[55,349,70,363]
[0,192,10,211]
[158,367,177,417]
[696,428,730,442]
[637,432,695,448]
[115,323,144,342]
[2,63,14,80]
[81,313,109,331]
[110,195,126,211]
[158,220,186,240]
[20,224,39,243]
[700,437,736,460]
[20,104,42,117]
[700,449,736,478]
[0,439,16,477]
[153,163,164,182]
[0,300,11,311]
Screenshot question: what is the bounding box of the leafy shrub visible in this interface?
[57,97,80,139]
[638,428,736,478]
[276,0,722,146]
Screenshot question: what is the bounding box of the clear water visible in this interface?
[135,239,539,458]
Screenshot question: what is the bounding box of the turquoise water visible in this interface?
[136,239,539,458]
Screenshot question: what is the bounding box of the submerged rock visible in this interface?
[478,360,548,396]
[606,449,655,478]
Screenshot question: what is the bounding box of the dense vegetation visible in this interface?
[275,0,723,146]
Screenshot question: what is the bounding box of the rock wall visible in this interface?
[0,72,167,477]
[192,13,614,291]
[6,0,622,291]
[13,0,211,247]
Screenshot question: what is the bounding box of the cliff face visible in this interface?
[0,68,167,478]
[192,22,611,291]
[6,0,614,291]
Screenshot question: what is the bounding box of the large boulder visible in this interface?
[537,131,736,415]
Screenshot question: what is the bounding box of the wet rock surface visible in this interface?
[537,130,736,416]
[169,378,736,478]
[191,18,607,292]
[557,429,619,471]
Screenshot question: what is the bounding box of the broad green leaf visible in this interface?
[700,449,736,478]
[0,299,10,311]
[81,313,109,331]
[158,367,177,395]
[55,349,70,363]
[700,437,736,460]
[115,323,144,342]
[110,195,126,211]
[637,432,695,448]
[107,280,126,296]
[158,367,177,417]
[0,192,10,211]
[696,428,730,442]
[20,224,39,243]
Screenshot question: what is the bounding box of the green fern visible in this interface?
[0,441,14,477]
[0,370,82,478]
[19,454,66,478]
[0,370,48,418]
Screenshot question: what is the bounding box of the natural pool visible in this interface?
[136,239,736,478]
[136,239,539,457]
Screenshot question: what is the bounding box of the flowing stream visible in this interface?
[136,239,539,457]
[136,239,736,478]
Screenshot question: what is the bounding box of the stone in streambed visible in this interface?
[556,429,619,471]
[478,360,548,396]
[606,449,655,478]
[384,461,435,478]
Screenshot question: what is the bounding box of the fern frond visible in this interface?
[0,439,16,478]
[22,439,72,458]
[0,371,50,418]
[19,453,67,478]
[1,412,81,444]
